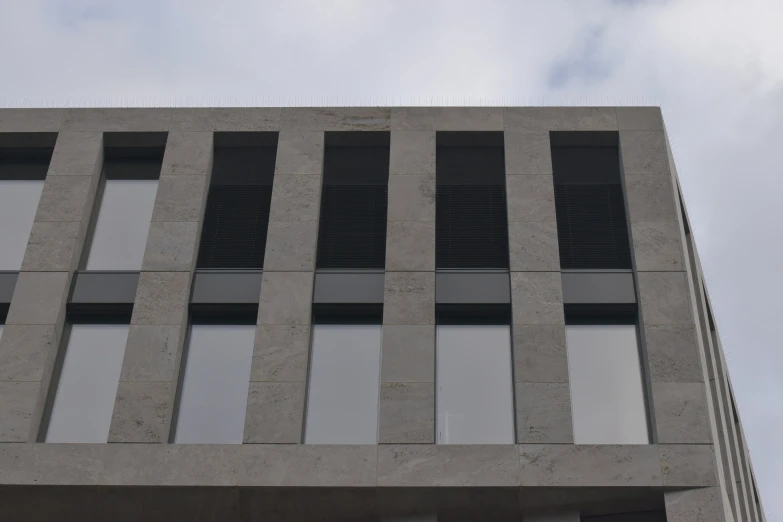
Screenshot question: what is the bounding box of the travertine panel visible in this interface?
[631,222,684,271]
[620,131,669,176]
[141,221,199,272]
[238,444,378,486]
[5,272,69,327]
[34,175,96,222]
[512,325,568,383]
[170,108,280,131]
[381,325,435,383]
[0,324,56,382]
[637,272,693,326]
[119,325,180,382]
[378,382,435,444]
[519,444,663,487]
[131,272,190,326]
[108,382,171,443]
[515,383,573,443]
[616,107,664,131]
[660,444,717,487]
[387,175,435,222]
[508,221,560,271]
[389,131,436,176]
[377,445,520,486]
[391,107,503,131]
[61,108,171,132]
[159,131,213,177]
[385,221,436,272]
[281,107,390,131]
[505,175,556,222]
[150,175,209,222]
[250,325,310,382]
[46,132,103,177]
[653,382,712,444]
[263,221,318,271]
[383,272,435,325]
[505,131,553,175]
[625,175,677,223]
[0,108,63,132]
[257,272,313,326]
[243,382,306,443]
[274,131,324,175]
[0,381,40,441]
[21,221,81,272]
[0,443,104,485]
[664,487,726,522]
[268,174,322,222]
[645,325,704,383]
[510,272,564,325]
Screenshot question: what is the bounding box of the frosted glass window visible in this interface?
[305,325,381,444]
[46,324,129,442]
[437,325,514,444]
[567,324,649,444]
[0,180,43,270]
[175,324,254,443]
[86,180,158,270]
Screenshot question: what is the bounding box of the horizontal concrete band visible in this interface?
[0,444,715,488]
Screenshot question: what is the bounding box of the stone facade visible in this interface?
[0,107,764,521]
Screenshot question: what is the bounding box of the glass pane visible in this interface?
[567,324,649,444]
[305,325,381,444]
[46,324,129,442]
[0,180,43,270]
[436,325,514,444]
[86,180,158,270]
[175,324,254,443]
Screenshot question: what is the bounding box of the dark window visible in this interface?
[197,133,277,269]
[436,132,508,269]
[552,132,631,270]
[316,132,389,269]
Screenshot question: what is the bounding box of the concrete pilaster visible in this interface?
[0,131,103,442]
[243,130,323,443]
[505,129,571,445]
[108,131,213,443]
[379,130,436,444]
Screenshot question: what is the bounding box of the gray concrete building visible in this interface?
[0,106,766,521]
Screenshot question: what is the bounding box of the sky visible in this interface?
[1,0,782,517]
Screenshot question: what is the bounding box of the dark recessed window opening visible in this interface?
[316,132,390,270]
[197,132,278,270]
[436,132,508,270]
[0,133,56,180]
[551,132,631,270]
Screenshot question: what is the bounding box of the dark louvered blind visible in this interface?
[316,185,388,269]
[197,185,272,269]
[436,184,509,269]
[554,184,631,269]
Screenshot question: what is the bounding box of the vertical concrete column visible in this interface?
[108,131,213,443]
[0,132,103,442]
[379,131,436,444]
[664,488,727,522]
[243,130,323,443]
[620,112,712,446]
[504,128,572,444]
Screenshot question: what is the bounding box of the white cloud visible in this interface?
[0,0,781,517]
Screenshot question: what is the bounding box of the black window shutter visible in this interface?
[197,185,272,269]
[316,185,388,269]
[436,184,509,269]
[554,184,631,269]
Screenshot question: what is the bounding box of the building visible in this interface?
[0,106,766,521]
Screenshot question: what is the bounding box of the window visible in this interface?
[436,307,514,444]
[567,324,649,444]
[552,132,631,269]
[46,324,129,442]
[305,318,382,444]
[174,324,254,443]
[197,132,277,269]
[0,135,53,270]
[316,132,389,269]
[436,132,508,269]
[85,138,163,270]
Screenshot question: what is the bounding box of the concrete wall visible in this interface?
[0,107,764,521]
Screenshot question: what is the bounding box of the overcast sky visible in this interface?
[1,0,782,517]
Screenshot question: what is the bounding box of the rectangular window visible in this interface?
[305,323,382,444]
[551,132,631,269]
[567,324,649,444]
[0,135,54,270]
[436,311,514,444]
[174,324,254,443]
[436,132,508,269]
[316,132,389,269]
[85,138,164,270]
[197,132,277,269]
[46,324,129,442]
